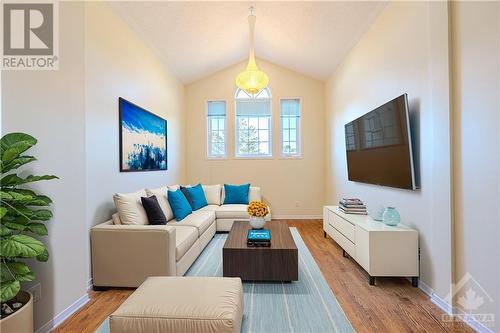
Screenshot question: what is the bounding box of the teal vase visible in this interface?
[382,207,400,226]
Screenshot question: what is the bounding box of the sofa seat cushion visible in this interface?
[216,204,249,219]
[174,226,198,261]
[110,276,244,333]
[198,204,219,212]
[168,210,215,236]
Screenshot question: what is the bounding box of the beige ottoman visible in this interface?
[110,276,244,333]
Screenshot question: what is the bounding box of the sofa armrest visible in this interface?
[91,221,177,288]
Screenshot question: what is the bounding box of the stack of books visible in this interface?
[247,229,271,247]
[339,198,367,215]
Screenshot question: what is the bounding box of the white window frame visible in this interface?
[206,99,228,159]
[279,97,302,158]
[234,88,273,159]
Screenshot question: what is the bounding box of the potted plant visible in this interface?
[0,133,57,332]
[247,201,269,229]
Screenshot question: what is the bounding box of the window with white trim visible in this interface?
[235,88,272,157]
[207,100,227,158]
[280,98,301,157]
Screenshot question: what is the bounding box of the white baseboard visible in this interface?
[87,278,93,291]
[273,215,323,220]
[417,280,493,333]
[35,292,89,333]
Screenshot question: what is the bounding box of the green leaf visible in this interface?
[1,156,36,173]
[0,206,6,219]
[1,174,58,187]
[31,209,53,221]
[3,222,27,231]
[0,280,20,303]
[5,205,32,219]
[3,206,52,221]
[0,133,36,155]
[17,272,35,282]
[4,262,35,282]
[27,223,48,236]
[1,191,52,206]
[0,225,12,236]
[6,261,30,275]
[0,234,45,258]
[36,248,49,262]
[1,190,33,202]
[2,143,34,164]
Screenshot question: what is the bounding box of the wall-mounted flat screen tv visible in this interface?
[344,94,416,190]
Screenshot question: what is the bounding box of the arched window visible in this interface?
[234,87,272,157]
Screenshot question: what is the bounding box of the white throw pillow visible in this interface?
[111,213,121,225]
[145,186,174,221]
[202,184,222,205]
[113,189,148,225]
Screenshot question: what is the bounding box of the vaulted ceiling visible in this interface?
[111,1,386,84]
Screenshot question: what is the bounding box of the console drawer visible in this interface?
[329,212,355,242]
[331,228,355,258]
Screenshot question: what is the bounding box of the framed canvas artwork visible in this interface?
[119,97,167,172]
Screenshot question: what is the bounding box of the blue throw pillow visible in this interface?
[223,183,250,205]
[185,184,208,210]
[167,189,192,221]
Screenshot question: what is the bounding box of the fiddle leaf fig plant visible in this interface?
[0,133,58,303]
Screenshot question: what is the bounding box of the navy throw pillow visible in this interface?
[223,183,250,205]
[141,195,167,225]
[180,186,194,208]
[185,184,208,210]
[167,189,193,221]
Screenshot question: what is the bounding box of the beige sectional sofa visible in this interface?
[91,184,270,288]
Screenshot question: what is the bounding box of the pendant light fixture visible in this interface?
[235,6,269,95]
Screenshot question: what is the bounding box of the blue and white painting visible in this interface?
[119,98,167,171]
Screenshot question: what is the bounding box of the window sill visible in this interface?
[278,155,303,160]
[206,156,228,161]
[234,155,274,160]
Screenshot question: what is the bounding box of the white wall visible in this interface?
[451,1,500,328]
[324,1,452,298]
[1,2,186,331]
[1,3,87,330]
[185,59,325,217]
[84,2,185,229]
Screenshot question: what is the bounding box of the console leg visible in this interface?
[369,276,376,286]
[342,249,349,258]
[411,277,419,288]
[323,231,327,238]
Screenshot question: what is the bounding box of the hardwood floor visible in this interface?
[55,220,473,333]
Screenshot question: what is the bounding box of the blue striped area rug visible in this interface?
[96,228,354,333]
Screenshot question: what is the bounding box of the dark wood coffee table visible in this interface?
[223,220,298,282]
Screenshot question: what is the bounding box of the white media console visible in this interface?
[323,206,419,286]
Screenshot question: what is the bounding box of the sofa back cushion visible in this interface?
[113,189,149,225]
[141,195,168,225]
[202,185,222,205]
[249,186,262,202]
[185,184,208,210]
[145,186,174,221]
[167,189,193,221]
